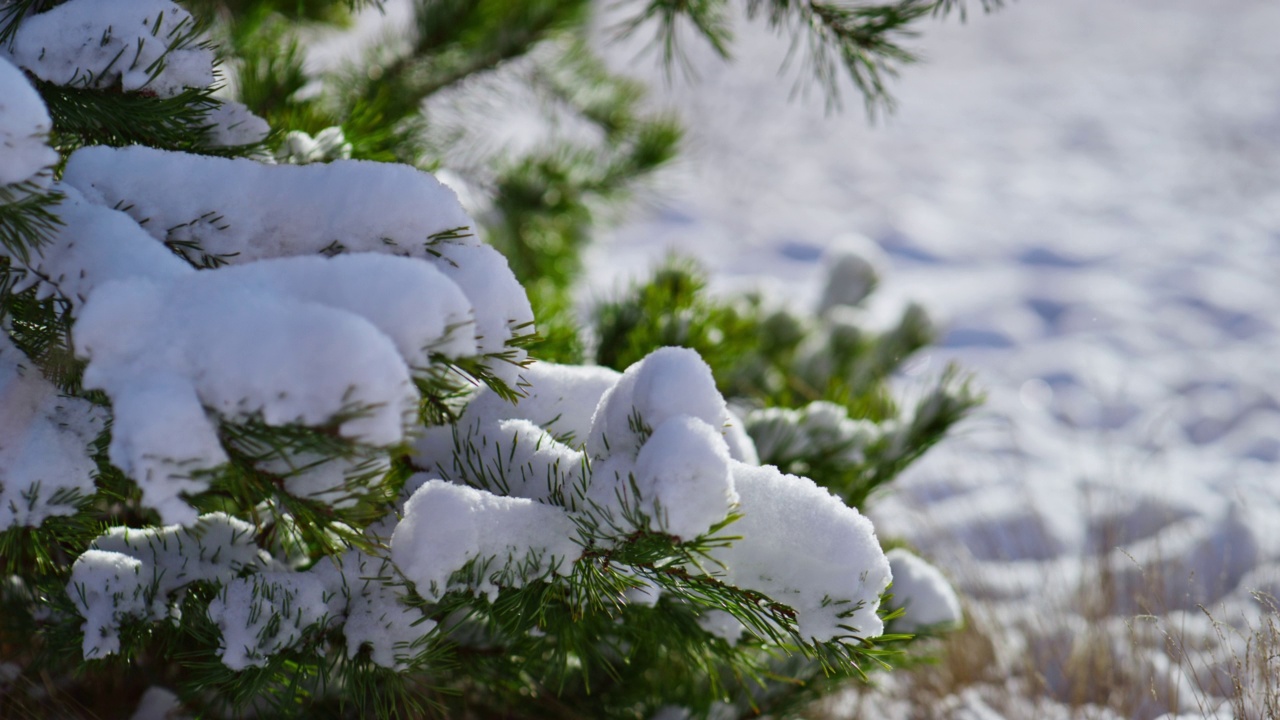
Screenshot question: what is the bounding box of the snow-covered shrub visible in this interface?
[0,1,979,718]
[594,254,980,508]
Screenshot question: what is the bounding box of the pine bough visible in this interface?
[0,2,962,717]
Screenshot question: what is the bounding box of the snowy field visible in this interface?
[587,0,1280,717]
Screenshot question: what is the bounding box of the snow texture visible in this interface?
[456,361,621,447]
[417,416,585,503]
[6,0,215,97]
[885,548,962,632]
[411,362,619,501]
[207,571,332,670]
[68,549,150,658]
[68,513,267,658]
[312,550,437,669]
[581,348,740,538]
[0,57,56,186]
[712,462,891,642]
[0,334,102,529]
[391,477,581,602]
[5,159,515,523]
[586,346,730,460]
[88,513,268,594]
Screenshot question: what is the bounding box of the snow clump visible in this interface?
[207,571,333,670]
[0,57,56,186]
[583,348,740,539]
[68,513,268,658]
[713,462,892,642]
[62,145,534,379]
[6,0,215,97]
[0,334,103,530]
[391,479,581,602]
[885,548,963,632]
[0,145,536,524]
[312,551,438,669]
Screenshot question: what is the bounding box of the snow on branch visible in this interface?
[0,144,537,523]
[396,347,892,646]
[69,512,268,658]
[5,0,214,98]
[0,57,56,187]
[0,334,102,530]
[63,145,535,378]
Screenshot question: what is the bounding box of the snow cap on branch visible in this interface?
[6,0,215,97]
[885,548,962,632]
[713,462,891,642]
[582,347,739,538]
[586,346,730,460]
[207,571,334,670]
[62,146,534,378]
[390,477,581,602]
[312,551,438,670]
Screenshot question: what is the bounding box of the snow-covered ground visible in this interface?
[589,0,1280,716]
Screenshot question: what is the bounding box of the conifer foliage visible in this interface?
[0,0,986,717]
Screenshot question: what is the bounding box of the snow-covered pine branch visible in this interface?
[0,0,973,716]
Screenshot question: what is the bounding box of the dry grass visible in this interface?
[807,513,1280,720]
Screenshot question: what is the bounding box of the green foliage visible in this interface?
[593,257,981,508]
[615,0,1005,114]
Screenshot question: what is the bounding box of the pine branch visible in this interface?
[0,183,63,263]
[612,0,735,79]
[39,81,229,154]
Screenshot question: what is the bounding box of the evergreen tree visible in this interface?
[0,1,988,717]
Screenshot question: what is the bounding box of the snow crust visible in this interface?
[0,57,56,186]
[6,0,215,97]
[0,335,102,529]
